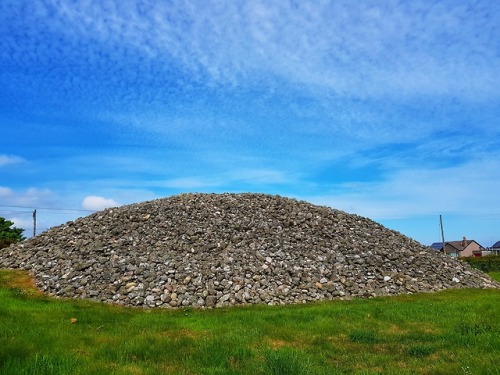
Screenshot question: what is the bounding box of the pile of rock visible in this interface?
[1,193,497,308]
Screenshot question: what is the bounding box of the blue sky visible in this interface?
[1,0,499,247]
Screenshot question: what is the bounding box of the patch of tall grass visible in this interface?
[1,270,499,374]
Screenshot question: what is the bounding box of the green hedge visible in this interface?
[460,255,500,273]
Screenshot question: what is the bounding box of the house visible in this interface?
[430,237,483,258]
[490,241,500,256]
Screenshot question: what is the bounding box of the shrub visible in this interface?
[0,217,25,249]
[461,255,500,273]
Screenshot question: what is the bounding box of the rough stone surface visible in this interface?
[1,193,498,308]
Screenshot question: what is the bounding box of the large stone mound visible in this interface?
[1,193,498,308]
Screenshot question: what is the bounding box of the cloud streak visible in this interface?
[0,155,24,167]
[0,186,55,207]
[308,155,500,220]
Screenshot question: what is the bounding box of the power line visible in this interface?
[0,210,34,215]
[375,213,500,220]
[0,204,94,213]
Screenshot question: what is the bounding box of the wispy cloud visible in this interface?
[161,168,293,190]
[226,169,293,185]
[0,186,54,207]
[162,177,218,190]
[0,155,25,167]
[308,154,500,219]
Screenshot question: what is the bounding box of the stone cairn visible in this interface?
[1,193,498,308]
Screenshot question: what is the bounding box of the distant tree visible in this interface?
[0,217,25,249]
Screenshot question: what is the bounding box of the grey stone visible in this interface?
[0,193,497,309]
[205,295,217,308]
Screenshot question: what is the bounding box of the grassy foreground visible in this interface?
[0,270,499,375]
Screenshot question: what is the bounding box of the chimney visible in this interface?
[461,236,467,248]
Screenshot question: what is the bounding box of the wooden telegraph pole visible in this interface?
[439,214,445,253]
[33,209,37,237]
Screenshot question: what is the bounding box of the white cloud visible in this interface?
[0,155,25,166]
[81,196,120,211]
[10,217,32,232]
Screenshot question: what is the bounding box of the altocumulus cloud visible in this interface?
[82,196,120,211]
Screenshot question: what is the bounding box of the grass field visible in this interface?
[488,272,500,282]
[1,269,499,374]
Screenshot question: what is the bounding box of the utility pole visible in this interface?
[439,214,446,254]
[33,209,37,237]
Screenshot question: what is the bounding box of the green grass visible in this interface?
[489,272,500,282]
[1,269,499,374]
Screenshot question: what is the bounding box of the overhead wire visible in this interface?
[0,204,95,213]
